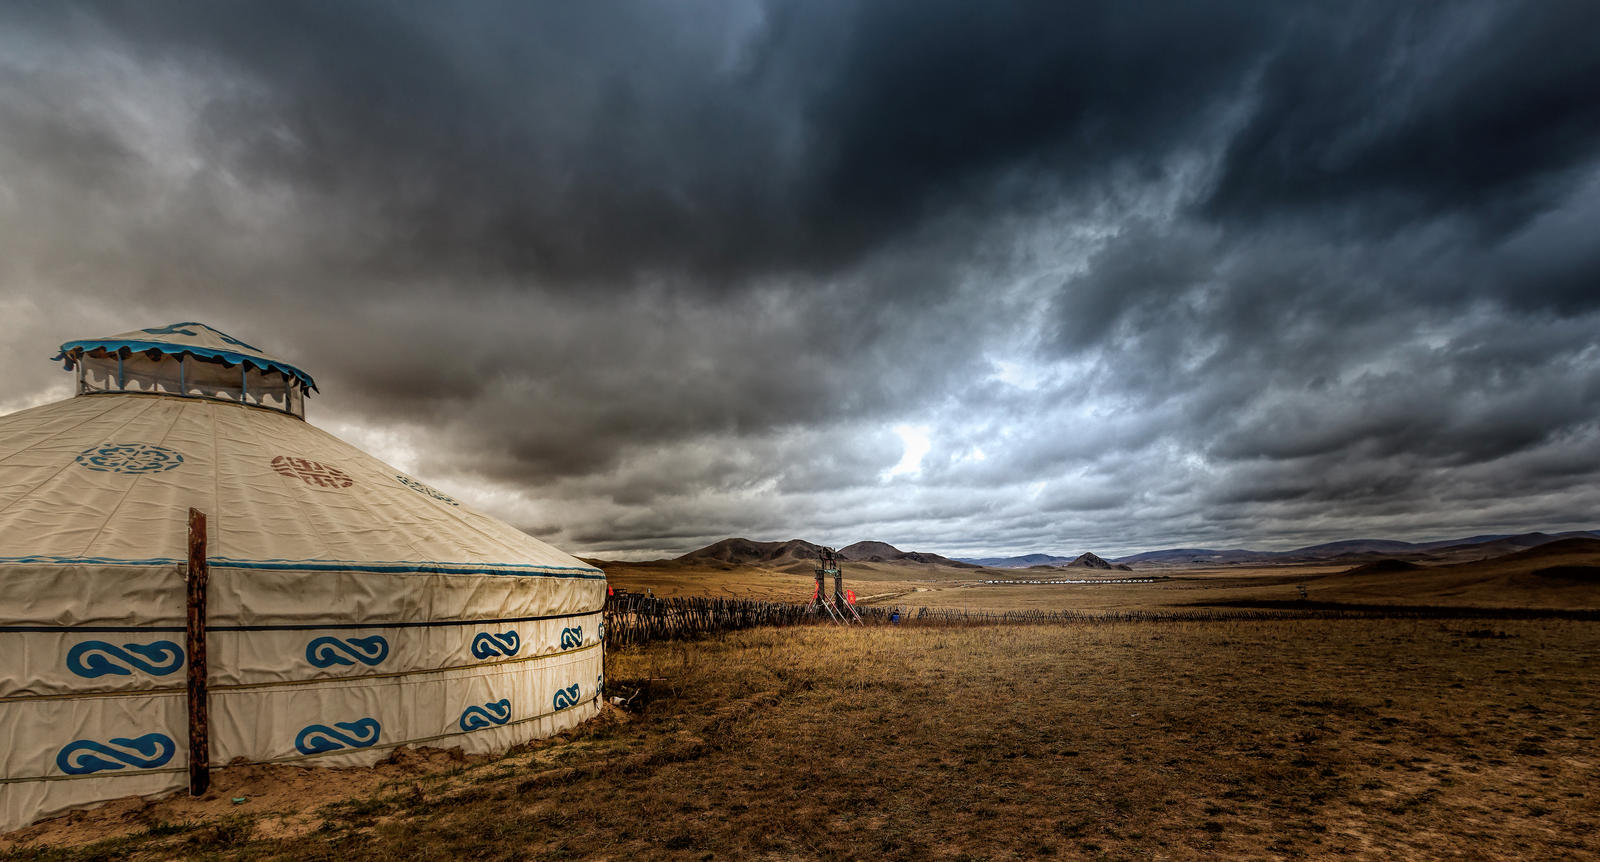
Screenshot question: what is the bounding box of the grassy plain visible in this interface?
[5,620,1597,860]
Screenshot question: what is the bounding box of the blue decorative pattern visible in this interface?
[57,733,176,774]
[0,555,606,580]
[66,640,184,677]
[295,718,381,754]
[396,475,459,506]
[75,443,185,474]
[138,322,262,352]
[212,558,605,579]
[471,631,521,659]
[305,635,389,668]
[552,683,581,711]
[458,699,513,732]
[55,323,319,391]
[138,323,203,337]
[559,626,583,650]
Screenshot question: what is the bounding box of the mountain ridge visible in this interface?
[958,530,1600,568]
[667,537,978,569]
[595,529,1599,571]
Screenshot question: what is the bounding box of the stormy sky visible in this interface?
[2,1,1598,560]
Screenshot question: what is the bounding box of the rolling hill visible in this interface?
[962,553,1076,568]
[612,537,984,574]
[1107,530,1600,568]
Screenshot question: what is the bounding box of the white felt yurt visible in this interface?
[0,322,605,830]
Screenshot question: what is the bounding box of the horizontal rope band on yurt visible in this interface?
[0,609,602,634]
[76,389,302,417]
[0,639,603,704]
[212,559,604,578]
[0,765,186,787]
[0,693,601,786]
[215,640,601,694]
[0,556,604,579]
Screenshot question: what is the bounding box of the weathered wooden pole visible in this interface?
[186,507,210,796]
[832,551,844,608]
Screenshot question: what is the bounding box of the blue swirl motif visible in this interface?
[66,640,184,678]
[597,672,604,697]
[57,733,176,775]
[458,699,513,732]
[552,683,581,711]
[139,323,200,337]
[597,619,606,642]
[295,718,382,755]
[75,443,185,475]
[559,626,583,650]
[470,631,520,659]
[305,635,390,668]
[212,330,261,350]
[395,475,459,506]
[140,323,262,351]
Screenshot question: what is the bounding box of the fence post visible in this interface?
[186,507,210,796]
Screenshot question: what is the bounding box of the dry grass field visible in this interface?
[600,558,963,604]
[604,538,1600,615]
[5,619,1597,860]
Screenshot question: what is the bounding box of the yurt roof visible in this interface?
[5,323,600,579]
[54,322,318,392]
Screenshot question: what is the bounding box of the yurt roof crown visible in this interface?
[53,322,316,419]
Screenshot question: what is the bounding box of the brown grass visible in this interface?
[7,619,1597,860]
[601,558,964,604]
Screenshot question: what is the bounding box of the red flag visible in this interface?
[845,589,856,604]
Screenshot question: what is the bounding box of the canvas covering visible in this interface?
[0,390,606,831]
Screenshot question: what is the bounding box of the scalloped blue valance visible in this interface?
[53,339,318,392]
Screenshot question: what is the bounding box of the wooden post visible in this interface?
[186,507,210,796]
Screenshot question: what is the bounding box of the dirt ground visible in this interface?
[5,619,1596,860]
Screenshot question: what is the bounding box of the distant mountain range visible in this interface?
[593,529,1600,573]
[965,552,1075,567]
[671,537,979,570]
[962,530,1600,568]
[1011,552,1135,572]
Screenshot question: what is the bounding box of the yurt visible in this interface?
[0,322,605,830]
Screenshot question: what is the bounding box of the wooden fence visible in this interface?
[604,595,814,647]
[601,594,1600,649]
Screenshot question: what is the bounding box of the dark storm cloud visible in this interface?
[1,1,1598,557]
[1203,3,1600,240]
[6,0,1297,290]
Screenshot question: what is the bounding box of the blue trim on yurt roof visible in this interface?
[52,322,318,392]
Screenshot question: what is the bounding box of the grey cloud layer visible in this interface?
[1,1,1597,558]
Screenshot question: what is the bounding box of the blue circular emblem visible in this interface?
[76,443,186,474]
[396,475,459,506]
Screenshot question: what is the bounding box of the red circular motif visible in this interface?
[271,455,354,489]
